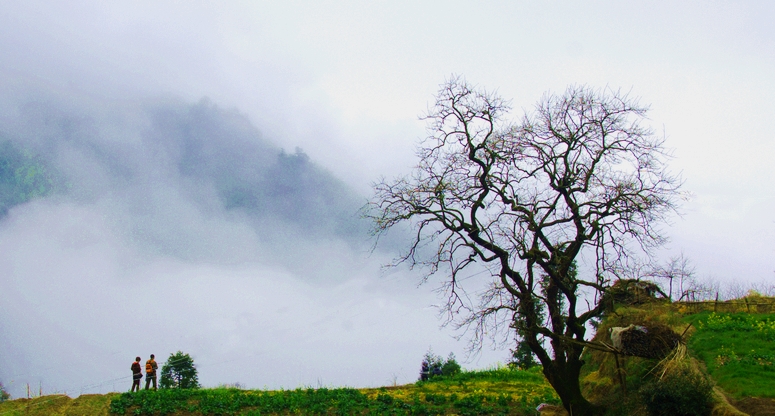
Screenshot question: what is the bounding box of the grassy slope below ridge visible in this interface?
[0,367,559,416]
[684,311,775,399]
[581,297,775,415]
[581,302,683,412]
[0,394,116,416]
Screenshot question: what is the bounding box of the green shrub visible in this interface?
[159,351,200,389]
[441,353,461,377]
[452,394,485,415]
[419,349,461,381]
[640,366,714,416]
[109,365,557,415]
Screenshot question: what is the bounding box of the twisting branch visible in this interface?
[368,77,681,416]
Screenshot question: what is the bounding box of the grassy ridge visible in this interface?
[4,305,774,415]
[108,367,558,415]
[0,393,115,416]
[0,367,558,416]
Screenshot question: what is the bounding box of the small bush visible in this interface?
[419,349,461,381]
[640,366,714,416]
[441,353,461,377]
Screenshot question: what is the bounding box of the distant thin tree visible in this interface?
[0,381,10,402]
[159,351,200,389]
[646,253,698,301]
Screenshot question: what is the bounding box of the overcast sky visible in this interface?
[1,1,773,399]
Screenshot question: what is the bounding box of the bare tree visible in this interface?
[750,280,775,297]
[369,77,682,415]
[646,253,697,300]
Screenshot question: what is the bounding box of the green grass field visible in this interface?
[0,367,559,416]
[0,393,115,416]
[684,311,775,399]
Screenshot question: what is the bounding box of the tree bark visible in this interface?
[541,353,605,416]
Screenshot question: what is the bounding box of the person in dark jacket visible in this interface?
[145,354,158,390]
[131,357,143,392]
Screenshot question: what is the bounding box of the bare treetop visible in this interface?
[369,76,683,415]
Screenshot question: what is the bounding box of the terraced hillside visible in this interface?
[2,295,774,415]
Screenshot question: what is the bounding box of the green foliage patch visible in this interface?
[109,367,559,415]
[160,351,200,390]
[640,365,714,416]
[419,350,461,381]
[686,312,775,398]
[418,365,548,385]
[0,141,58,214]
[0,382,10,402]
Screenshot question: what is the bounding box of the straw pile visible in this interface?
[610,323,682,359]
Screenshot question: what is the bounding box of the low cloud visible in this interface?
[1,89,371,267]
[0,89,488,398]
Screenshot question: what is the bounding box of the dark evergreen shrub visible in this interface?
[419,350,461,381]
[160,351,200,389]
[441,353,461,376]
[640,366,714,416]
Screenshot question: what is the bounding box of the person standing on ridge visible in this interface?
[131,357,143,392]
[145,354,158,390]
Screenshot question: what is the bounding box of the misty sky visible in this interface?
[1,1,774,399]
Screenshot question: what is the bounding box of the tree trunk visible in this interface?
[542,358,604,416]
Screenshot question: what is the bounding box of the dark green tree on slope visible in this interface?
[0,141,57,216]
[160,351,200,389]
[0,381,10,402]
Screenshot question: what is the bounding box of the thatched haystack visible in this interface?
[609,323,682,358]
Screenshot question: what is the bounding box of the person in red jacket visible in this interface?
[131,357,143,392]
